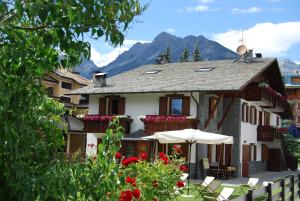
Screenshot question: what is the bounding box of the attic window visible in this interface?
[195,67,215,72]
[144,70,161,74]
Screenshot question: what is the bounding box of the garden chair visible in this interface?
[180,173,189,183]
[240,178,259,194]
[196,178,221,197]
[203,187,235,201]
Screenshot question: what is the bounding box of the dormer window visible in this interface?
[144,70,161,74]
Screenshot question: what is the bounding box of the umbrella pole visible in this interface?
[187,142,192,196]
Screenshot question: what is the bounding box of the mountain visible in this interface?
[73,59,100,79]
[278,59,300,74]
[99,32,238,77]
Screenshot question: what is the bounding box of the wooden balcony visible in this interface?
[141,115,199,135]
[243,85,275,107]
[257,126,281,141]
[83,115,132,134]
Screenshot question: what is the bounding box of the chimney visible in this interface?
[93,73,107,87]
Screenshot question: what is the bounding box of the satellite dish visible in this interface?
[236,45,247,55]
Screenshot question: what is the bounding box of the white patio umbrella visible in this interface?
[152,129,234,196]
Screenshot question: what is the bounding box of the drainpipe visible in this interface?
[190,92,201,179]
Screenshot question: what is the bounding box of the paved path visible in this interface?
[191,169,300,186]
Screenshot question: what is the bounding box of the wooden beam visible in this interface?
[217,92,240,130]
[204,94,224,129]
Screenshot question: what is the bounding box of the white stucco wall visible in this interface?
[87,92,199,161]
[240,99,281,162]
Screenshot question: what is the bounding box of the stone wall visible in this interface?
[249,161,267,175]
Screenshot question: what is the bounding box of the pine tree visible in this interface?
[164,46,171,63]
[193,43,201,62]
[180,48,189,62]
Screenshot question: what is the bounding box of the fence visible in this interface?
[232,174,300,201]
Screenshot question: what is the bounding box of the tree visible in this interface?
[179,48,189,62]
[0,1,145,199]
[193,43,201,62]
[164,46,172,63]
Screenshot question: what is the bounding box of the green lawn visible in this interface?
[176,184,249,201]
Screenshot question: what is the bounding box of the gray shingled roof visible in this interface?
[67,58,277,95]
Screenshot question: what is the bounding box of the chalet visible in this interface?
[42,69,91,155]
[68,58,293,178]
[42,69,91,113]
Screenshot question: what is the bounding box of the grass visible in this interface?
[176,184,249,201]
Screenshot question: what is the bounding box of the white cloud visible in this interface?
[90,40,149,67]
[232,6,262,14]
[295,61,300,65]
[185,5,220,12]
[212,21,300,57]
[166,28,176,34]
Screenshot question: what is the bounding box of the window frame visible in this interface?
[169,97,183,115]
[61,81,72,90]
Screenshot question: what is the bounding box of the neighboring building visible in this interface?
[42,69,91,114]
[283,73,300,128]
[42,69,91,155]
[68,59,293,178]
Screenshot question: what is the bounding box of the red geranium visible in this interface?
[158,152,165,158]
[160,155,169,165]
[126,176,136,187]
[115,152,122,159]
[179,165,189,172]
[139,152,147,160]
[119,190,133,201]
[176,181,185,188]
[122,157,139,166]
[132,189,141,199]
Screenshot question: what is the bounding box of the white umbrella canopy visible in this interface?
[153,129,233,144]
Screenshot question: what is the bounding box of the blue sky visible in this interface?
[88,0,300,67]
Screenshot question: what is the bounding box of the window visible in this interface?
[242,102,248,122]
[292,77,300,84]
[61,81,72,89]
[170,98,183,115]
[263,111,270,126]
[209,97,218,118]
[194,67,215,72]
[46,87,54,96]
[60,96,71,103]
[250,106,257,124]
[79,94,89,105]
[99,97,125,115]
[159,95,190,115]
[276,116,280,127]
[144,70,161,74]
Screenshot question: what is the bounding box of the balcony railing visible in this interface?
[140,115,199,135]
[243,85,275,107]
[83,115,132,134]
[257,126,281,141]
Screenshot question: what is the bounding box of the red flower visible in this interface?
[132,189,141,199]
[160,155,169,165]
[115,152,122,159]
[139,152,147,160]
[176,181,185,188]
[173,145,182,154]
[158,152,165,158]
[122,157,139,166]
[119,190,133,201]
[180,165,189,172]
[125,176,136,187]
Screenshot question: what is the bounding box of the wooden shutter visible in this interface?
[99,97,106,115]
[118,97,125,115]
[242,103,245,122]
[254,108,257,124]
[261,144,269,161]
[225,144,232,166]
[159,97,167,115]
[246,105,249,122]
[182,96,190,115]
[259,111,263,125]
